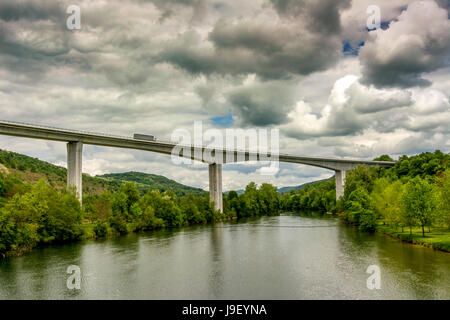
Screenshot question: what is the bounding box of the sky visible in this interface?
[0,0,449,191]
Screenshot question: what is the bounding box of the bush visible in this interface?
[136,206,165,231]
[109,213,128,235]
[0,179,83,254]
[93,221,108,237]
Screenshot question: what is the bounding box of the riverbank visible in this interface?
[1,214,252,259]
[376,225,450,252]
[290,211,450,253]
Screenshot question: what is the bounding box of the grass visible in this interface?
[377,225,450,252]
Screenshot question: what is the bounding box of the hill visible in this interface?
[277,179,330,194]
[98,172,205,196]
[0,149,205,197]
[225,178,331,195]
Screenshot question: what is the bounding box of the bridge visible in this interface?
[0,120,395,211]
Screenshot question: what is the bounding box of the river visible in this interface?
[0,214,449,299]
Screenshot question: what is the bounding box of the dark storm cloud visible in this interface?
[269,0,351,34]
[227,81,298,126]
[158,21,342,79]
[0,24,70,84]
[209,21,284,55]
[436,0,450,11]
[0,26,69,59]
[360,62,434,88]
[143,0,208,22]
[156,0,349,79]
[0,0,64,21]
[154,0,350,80]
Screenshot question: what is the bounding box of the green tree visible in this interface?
[258,183,279,215]
[401,177,437,236]
[181,195,206,224]
[436,170,450,229]
[93,221,108,237]
[120,182,140,209]
[238,182,259,218]
[343,165,376,200]
[135,206,164,231]
[374,155,394,162]
[139,190,185,227]
[372,178,403,230]
[344,186,376,231]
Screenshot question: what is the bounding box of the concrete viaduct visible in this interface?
[0,120,395,211]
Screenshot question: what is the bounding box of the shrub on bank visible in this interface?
[0,179,83,256]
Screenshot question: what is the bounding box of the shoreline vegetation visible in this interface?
[376,226,450,252]
[281,150,450,253]
[1,149,449,258]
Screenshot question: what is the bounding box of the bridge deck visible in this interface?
[0,120,395,170]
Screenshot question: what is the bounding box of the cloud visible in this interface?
[281,75,442,139]
[340,0,416,47]
[227,80,299,126]
[344,80,413,113]
[157,3,345,80]
[269,0,351,34]
[0,0,64,22]
[359,0,450,88]
[143,0,208,22]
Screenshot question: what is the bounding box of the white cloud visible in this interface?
[359,0,450,87]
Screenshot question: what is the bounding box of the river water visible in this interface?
[0,214,449,299]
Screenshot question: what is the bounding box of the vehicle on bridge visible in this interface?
[133,133,156,141]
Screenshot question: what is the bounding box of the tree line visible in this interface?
[281,151,450,236]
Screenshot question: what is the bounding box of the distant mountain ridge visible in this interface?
[98,172,205,196]
[226,178,330,195]
[277,178,330,194]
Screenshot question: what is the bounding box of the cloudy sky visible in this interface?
[0,0,449,191]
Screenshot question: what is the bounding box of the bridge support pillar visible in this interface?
[209,163,223,212]
[67,141,83,204]
[335,170,346,200]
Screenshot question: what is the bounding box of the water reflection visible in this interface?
[0,241,84,299]
[208,224,224,298]
[337,224,450,299]
[0,215,448,299]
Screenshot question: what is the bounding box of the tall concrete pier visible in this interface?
[335,170,346,199]
[67,141,83,203]
[209,163,223,212]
